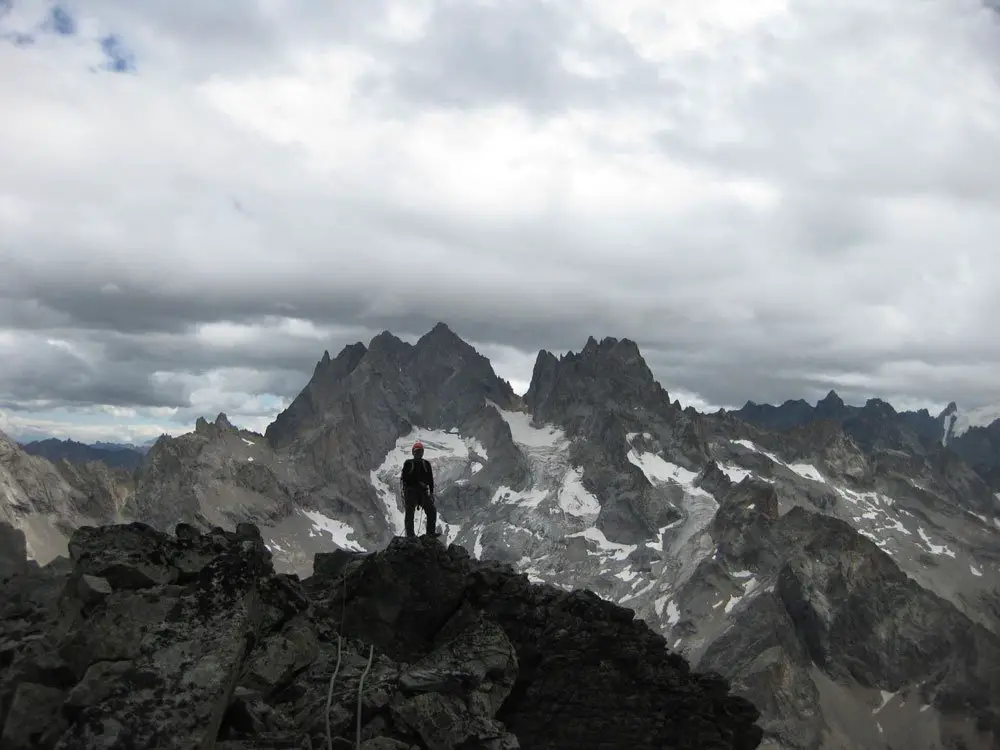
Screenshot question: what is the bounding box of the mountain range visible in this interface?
[1,321,998,750]
[732,394,1000,491]
[19,438,149,471]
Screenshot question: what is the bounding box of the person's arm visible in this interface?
[400,458,411,486]
[426,460,434,494]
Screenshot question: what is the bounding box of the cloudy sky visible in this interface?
[2,0,1000,444]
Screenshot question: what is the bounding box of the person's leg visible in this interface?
[403,490,416,537]
[423,492,439,536]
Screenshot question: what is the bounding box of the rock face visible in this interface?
[0,521,762,750]
[525,336,707,543]
[690,490,1000,750]
[0,431,133,565]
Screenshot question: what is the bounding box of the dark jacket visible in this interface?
[401,457,434,495]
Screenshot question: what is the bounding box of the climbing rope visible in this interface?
[324,568,347,750]
[356,643,374,748]
[325,559,374,750]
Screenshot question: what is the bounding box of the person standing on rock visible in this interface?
[401,440,439,538]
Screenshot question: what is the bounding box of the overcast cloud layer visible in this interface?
[3,0,1000,443]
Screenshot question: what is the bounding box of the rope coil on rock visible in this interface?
[324,536,375,750]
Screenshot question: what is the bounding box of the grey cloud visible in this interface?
[4,0,1000,438]
[0,335,187,409]
[356,0,666,113]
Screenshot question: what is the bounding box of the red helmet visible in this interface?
[412,441,424,453]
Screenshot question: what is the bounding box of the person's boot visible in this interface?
[424,506,440,537]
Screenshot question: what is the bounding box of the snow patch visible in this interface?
[788,462,824,482]
[626,444,705,492]
[970,565,983,577]
[247,457,254,462]
[498,409,565,448]
[241,438,255,446]
[493,409,602,521]
[724,576,760,614]
[917,527,956,558]
[616,567,638,582]
[625,434,719,585]
[718,464,753,483]
[557,467,602,517]
[733,440,826,482]
[873,690,895,715]
[654,594,671,617]
[665,600,681,627]
[301,510,365,552]
[566,527,636,561]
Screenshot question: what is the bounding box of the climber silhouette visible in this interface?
[400,440,438,538]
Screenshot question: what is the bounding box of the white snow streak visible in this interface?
[625,434,720,589]
[566,527,636,561]
[917,527,956,558]
[301,510,365,552]
[558,467,602,517]
[731,440,823,482]
[665,600,681,627]
[491,409,603,523]
[873,691,896,715]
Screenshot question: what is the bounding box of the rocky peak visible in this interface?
[366,329,409,363]
[815,389,846,419]
[525,335,668,430]
[939,401,959,420]
[861,397,897,417]
[193,412,235,439]
[268,324,518,453]
[266,340,368,448]
[0,521,764,749]
[417,321,470,352]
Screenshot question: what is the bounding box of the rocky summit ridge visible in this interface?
[3,322,1000,750]
[0,519,762,750]
[733,390,1000,492]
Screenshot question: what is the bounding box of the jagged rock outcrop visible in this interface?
[0,521,763,750]
[0,521,32,579]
